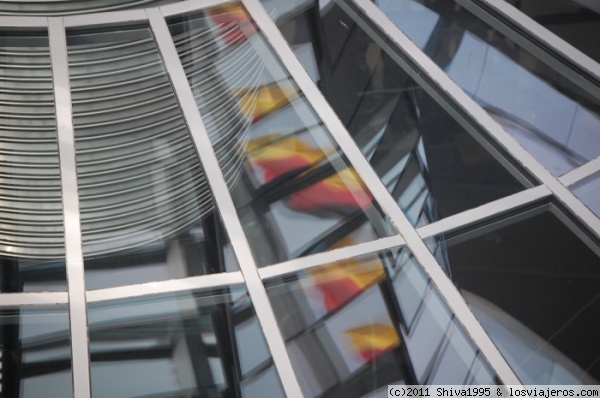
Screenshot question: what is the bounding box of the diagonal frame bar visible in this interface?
[147,8,303,397]
[49,17,91,398]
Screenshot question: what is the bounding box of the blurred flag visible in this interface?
[236,84,297,122]
[210,4,257,44]
[346,323,401,362]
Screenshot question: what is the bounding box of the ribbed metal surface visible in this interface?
[69,23,254,256]
[0,0,181,16]
[0,32,65,259]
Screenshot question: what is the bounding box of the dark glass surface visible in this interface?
[0,30,67,292]
[264,248,497,396]
[168,4,395,267]
[428,207,600,384]
[67,25,239,289]
[0,306,73,397]
[572,172,600,218]
[260,0,529,228]
[375,0,600,176]
[505,0,600,63]
[88,286,284,398]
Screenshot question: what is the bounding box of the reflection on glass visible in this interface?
[505,0,600,63]
[572,172,600,218]
[427,206,600,384]
[264,248,497,396]
[0,30,67,292]
[167,4,395,267]
[0,0,183,16]
[374,0,600,176]
[67,25,239,289]
[88,286,284,398]
[0,306,72,397]
[259,0,529,228]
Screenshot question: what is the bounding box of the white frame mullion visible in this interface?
[0,293,69,306]
[147,8,303,397]
[242,0,523,385]
[417,185,552,239]
[471,0,600,82]
[49,17,91,398]
[560,156,600,187]
[259,235,405,279]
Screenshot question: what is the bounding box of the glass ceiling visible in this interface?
[0,0,599,397]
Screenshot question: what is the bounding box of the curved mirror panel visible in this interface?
[0,30,66,292]
[572,172,600,218]
[67,25,239,290]
[427,205,600,384]
[88,286,284,398]
[375,0,600,176]
[0,306,72,398]
[264,248,498,397]
[260,0,530,228]
[505,0,600,63]
[167,4,395,267]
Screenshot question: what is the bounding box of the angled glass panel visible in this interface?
[505,0,600,63]
[0,306,72,397]
[0,30,66,292]
[572,172,600,218]
[88,286,284,398]
[427,205,600,384]
[264,248,498,396]
[260,0,529,227]
[0,0,182,16]
[374,0,600,176]
[167,4,395,267]
[67,25,239,290]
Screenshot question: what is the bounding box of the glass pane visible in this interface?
[572,172,600,218]
[0,0,183,16]
[167,4,395,267]
[259,0,529,227]
[375,0,600,176]
[0,30,66,292]
[67,25,239,290]
[0,306,72,397]
[264,247,498,396]
[88,286,284,398]
[427,207,600,384]
[505,0,600,63]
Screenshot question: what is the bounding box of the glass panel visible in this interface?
[0,30,66,292]
[88,286,284,398]
[259,0,529,227]
[427,207,600,384]
[264,247,498,396]
[374,0,600,176]
[0,0,182,16]
[0,306,72,397]
[572,172,600,218]
[505,0,600,63]
[167,4,395,267]
[67,25,239,290]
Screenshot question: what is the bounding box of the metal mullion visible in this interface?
[86,271,245,302]
[49,17,91,398]
[417,185,552,239]
[242,0,522,385]
[146,9,303,397]
[259,235,404,279]
[0,16,47,27]
[560,156,600,187]
[0,292,69,306]
[471,0,600,83]
[345,0,600,240]
[160,0,232,17]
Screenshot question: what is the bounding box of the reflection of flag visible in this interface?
[346,324,401,362]
[246,135,373,213]
[310,240,386,311]
[210,4,257,44]
[236,84,297,122]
